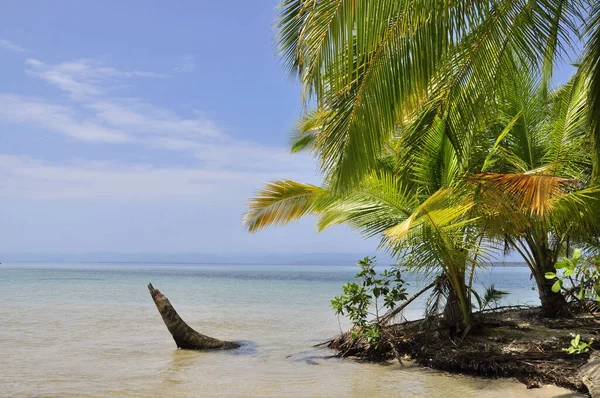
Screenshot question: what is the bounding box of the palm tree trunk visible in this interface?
[442,267,472,329]
[533,270,568,318]
[443,287,463,326]
[442,282,472,330]
[514,235,568,318]
[148,283,240,350]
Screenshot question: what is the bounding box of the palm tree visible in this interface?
[247,65,600,319]
[244,178,481,329]
[273,0,600,317]
[246,94,495,328]
[276,0,600,188]
[472,71,600,316]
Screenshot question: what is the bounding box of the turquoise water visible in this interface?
[0,263,576,397]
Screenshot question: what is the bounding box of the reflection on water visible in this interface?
[0,263,581,397]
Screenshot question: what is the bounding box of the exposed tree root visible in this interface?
[148,283,240,350]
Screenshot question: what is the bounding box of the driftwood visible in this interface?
[580,353,600,398]
[148,283,240,350]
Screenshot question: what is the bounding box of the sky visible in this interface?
[0,2,579,260]
[0,0,382,257]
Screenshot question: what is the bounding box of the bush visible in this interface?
[331,257,408,347]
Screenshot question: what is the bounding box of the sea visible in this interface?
[0,263,581,397]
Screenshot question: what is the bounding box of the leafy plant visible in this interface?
[545,249,600,303]
[331,257,408,347]
[563,334,594,355]
[473,284,509,311]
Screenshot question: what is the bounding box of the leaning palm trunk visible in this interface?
[148,284,240,350]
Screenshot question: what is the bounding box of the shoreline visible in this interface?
[327,307,599,396]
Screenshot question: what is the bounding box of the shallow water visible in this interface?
[0,263,581,397]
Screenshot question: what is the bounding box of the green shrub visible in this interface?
[331,257,408,347]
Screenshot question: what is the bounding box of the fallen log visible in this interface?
[148,283,240,350]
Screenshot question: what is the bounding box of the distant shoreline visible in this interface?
[0,260,529,267]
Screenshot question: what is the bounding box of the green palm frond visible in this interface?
[276,0,583,189]
[315,171,416,235]
[384,187,475,243]
[473,284,509,310]
[547,185,600,238]
[289,109,329,154]
[244,180,326,232]
[582,0,600,180]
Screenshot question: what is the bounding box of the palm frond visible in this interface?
[384,187,474,242]
[289,109,329,153]
[582,0,600,180]
[476,284,510,310]
[470,172,578,216]
[424,274,452,319]
[244,180,325,232]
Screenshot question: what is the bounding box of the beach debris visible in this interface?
[147,283,240,350]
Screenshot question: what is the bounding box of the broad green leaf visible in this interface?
[572,248,582,263]
[554,260,568,269]
[552,280,562,293]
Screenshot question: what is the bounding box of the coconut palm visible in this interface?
[247,63,600,319]
[245,177,481,329]
[246,94,496,328]
[272,0,600,317]
[473,70,600,316]
[276,0,600,188]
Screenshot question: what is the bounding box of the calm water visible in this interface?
[0,263,580,397]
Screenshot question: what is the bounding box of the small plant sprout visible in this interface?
[563,334,594,355]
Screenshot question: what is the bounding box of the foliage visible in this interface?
[473,284,510,311]
[275,0,600,188]
[331,257,408,347]
[545,248,600,302]
[246,1,600,337]
[563,334,594,355]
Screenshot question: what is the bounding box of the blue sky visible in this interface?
[0,1,579,258]
[0,0,379,256]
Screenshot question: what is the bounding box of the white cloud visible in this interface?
[26,58,169,98]
[0,154,316,201]
[174,55,195,72]
[0,94,129,143]
[12,57,224,143]
[0,93,229,144]
[88,100,223,139]
[0,38,27,53]
[0,55,319,202]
